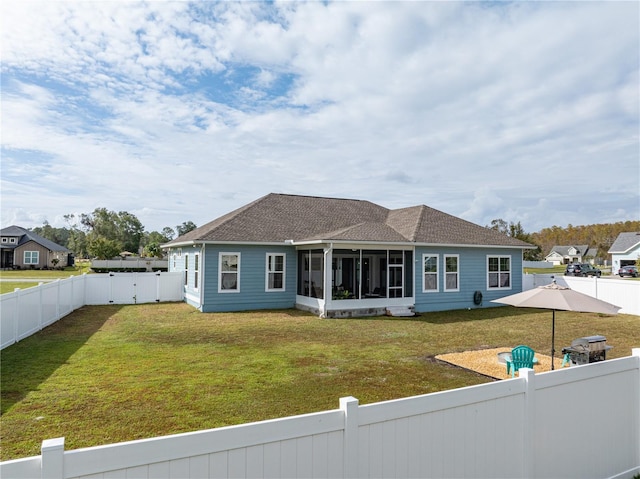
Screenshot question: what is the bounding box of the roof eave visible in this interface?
[162,240,293,249]
[286,239,534,249]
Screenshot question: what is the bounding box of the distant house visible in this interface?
[0,225,71,269]
[544,245,598,265]
[608,232,640,273]
[163,194,533,318]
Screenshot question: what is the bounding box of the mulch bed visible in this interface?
[436,347,562,380]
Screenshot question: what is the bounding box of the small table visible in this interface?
[497,352,511,364]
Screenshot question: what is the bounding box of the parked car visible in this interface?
[618,265,638,277]
[565,263,602,277]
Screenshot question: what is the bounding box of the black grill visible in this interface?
[561,335,612,366]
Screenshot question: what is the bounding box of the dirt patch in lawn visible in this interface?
[436,347,559,380]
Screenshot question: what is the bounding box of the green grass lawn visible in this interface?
[0,282,41,294]
[1,303,638,461]
[0,262,91,279]
[0,263,92,294]
[524,265,567,275]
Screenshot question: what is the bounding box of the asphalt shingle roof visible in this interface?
[167,193,533,248]
[608,232,640,253]
[0,225,70,252]
[547,245,592,256]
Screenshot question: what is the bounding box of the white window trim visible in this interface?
[422,254,439,293]
[265,253,286,292]
[24,251,39,265]
[184,253,189,286]
[10,238,16,243]
[194,253,200,291]
[444,254,460,292]
[219,252,241,293]
[487,255,512,290]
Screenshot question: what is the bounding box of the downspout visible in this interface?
[359,249,363,299]
[413,246,417,302]
[322,244,333,318]
[200,244,205,311]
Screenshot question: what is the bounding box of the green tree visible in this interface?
[143,241,163,258]
[140,229,174,254]
[64,214,88,258]
[32,221,70,246]
[487,219,509,235]
[176,221,197,237]
[487,219,542,261]
[87,236,122,260]
[161,227,175,241]
[81,208,144,254]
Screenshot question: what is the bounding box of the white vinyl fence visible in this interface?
[91,258,168,271]
[523,274,640,316]
[0,273,183,350]
[2,350,639,479]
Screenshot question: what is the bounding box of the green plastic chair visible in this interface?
[506,345,536,378]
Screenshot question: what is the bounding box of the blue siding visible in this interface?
[201,244,297,313]
[171,243,524,315]
[414,247,523,313]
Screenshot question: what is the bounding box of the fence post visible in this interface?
[13,288,21,345]
[41,437,65,479]
[521,368,536,479]
[55,279,61,321]
[38,282,44,332]
[634,348,640,471]
[340,396,359,479]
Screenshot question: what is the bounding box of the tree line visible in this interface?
[32,208,197,260]
[487,218,640,262]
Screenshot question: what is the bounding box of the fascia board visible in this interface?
[290,239,534,250]
[162,240,294,249]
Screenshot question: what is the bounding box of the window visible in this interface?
[1,238,6,243]
[266,253,285,291]
[24,251,39,265]
[194,253,199,290]
[219,253,240,292]
[488,256,511,289]
[422,254,439,292]
[184,254,189,286]
[10,238,16,243]
[444,254,459,292]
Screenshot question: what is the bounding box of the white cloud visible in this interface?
[1,1,638,233]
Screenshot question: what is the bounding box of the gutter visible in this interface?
[289,239,534,250]
[163,239,534,250]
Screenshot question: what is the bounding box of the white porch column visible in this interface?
[323,245,333,318]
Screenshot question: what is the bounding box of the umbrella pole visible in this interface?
[551,310,555,370]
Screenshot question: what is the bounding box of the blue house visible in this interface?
[163,194,533,317]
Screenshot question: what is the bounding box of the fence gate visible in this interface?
[109,273,160,304]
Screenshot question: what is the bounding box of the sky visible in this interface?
[1,1,639,236]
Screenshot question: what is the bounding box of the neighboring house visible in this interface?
[608,232,640,273]
[0,225,71,269]
[164,194,533,318]
[544,245,597,265]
